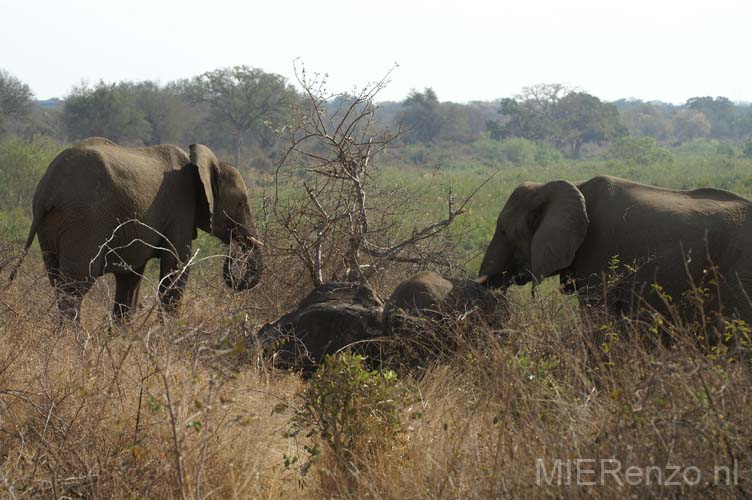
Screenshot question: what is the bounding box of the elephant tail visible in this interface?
[6,211,42,284]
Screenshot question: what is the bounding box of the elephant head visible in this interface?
[478,180,589,290]
[190,144,263,290]
[385,271,504,334]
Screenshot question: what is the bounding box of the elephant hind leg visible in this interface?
[38,214,114,324]
[113,267,145,323]
[46,265,94,323]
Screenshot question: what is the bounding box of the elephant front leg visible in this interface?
[159,253,190,315]
[113,266,145,323]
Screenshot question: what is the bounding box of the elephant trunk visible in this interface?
[478,233,514,290]
[478,227,538,291]
[223,236,263,291]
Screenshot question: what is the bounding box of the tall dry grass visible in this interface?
[1,252,751,499]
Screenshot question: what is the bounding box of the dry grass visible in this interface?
[1,255,751,499]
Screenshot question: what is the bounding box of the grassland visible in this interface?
[1,142,752,498]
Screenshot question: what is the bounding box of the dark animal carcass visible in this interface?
[257,282,384,374]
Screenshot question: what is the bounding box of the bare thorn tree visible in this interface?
[269,63,483,289]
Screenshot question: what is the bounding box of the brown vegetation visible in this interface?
[1,249,750,499]
[2,67,752,499]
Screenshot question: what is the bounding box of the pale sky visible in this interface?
[1,0,751,103]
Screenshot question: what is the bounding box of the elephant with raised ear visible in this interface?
[478,175,752,321]
[10,137,263,322]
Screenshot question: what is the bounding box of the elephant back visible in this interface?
[297,281,383,309]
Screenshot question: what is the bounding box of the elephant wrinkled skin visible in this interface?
[257,282,384,374]
[383,271,504,364]
[384,271,502,332]
[11,137,263,322]
[258,274,503,374]
[478,175,752,320]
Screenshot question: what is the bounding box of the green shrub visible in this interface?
[0,136,61,212]
[609,136,672,165]
[471,137,555,167]
[292,353,407,464]
[742,138,752,159]
[715,142,736,157]
[0,208,31,242]
[498,138,536,165]
[533,142,564,165]
[672,138,723,156]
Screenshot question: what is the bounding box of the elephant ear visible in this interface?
[190,144,219,230]
[530,180,589,281]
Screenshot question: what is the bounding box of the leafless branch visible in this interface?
[268,63,473,289]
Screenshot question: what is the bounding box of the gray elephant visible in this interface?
[383,271,503,363]
[384,271,502,329]
[257,282,384,374]
[478,175,752,320]
[10,137,263,322]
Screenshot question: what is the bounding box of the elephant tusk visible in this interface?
[475,275,488,285]
[246,235,264,248]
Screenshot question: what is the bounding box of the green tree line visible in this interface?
[4,67,752,162]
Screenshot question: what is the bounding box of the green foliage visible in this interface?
[533,142,565,164]
[59,80,198,146]
[742,138,752,159]
[556,92,627,158]
[0,136,60,212]
[618,102,673,140]
[609,136,672,165]
[402,87,446,143]
[487,85,626,158]
[0,69,34,135]
[0,208,31,241]
[715,142,736,157]
[511,352,560,395]
[672,109,712,143]
[0,136,58,243]
[3,117,752,280]
[438,101,489,143]
[63,82,150,143]
[686,96,738,139]
[182,66,298,163]
[293,353,406,462]
[127,81,197,145]
[495,138,536,165]
[672,138,727,156]
[470,138,562,166]
[489,96,559,142]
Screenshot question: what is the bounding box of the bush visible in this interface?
[742,138,752,159]
[533,142,564,165]
[0,207,31,242]
[0,136,60,212]
[471,137,558,167]
[672,138,723,156]
[498,138,536,165]
[716,142,736,157]
[609,136,672,165]
[292,353,407,464]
